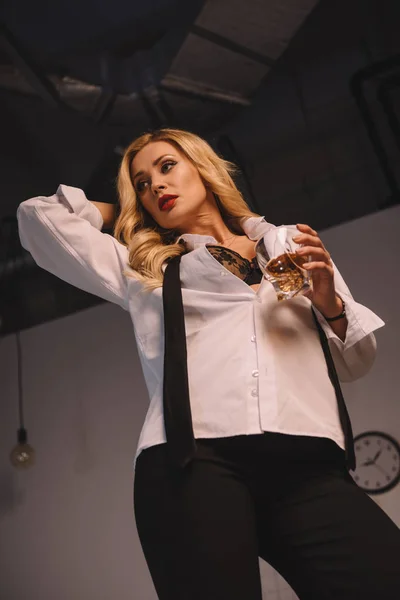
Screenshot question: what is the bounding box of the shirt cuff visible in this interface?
[313,293,385,351]
[57,184,104,230]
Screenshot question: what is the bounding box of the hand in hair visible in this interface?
[89,201,116,230]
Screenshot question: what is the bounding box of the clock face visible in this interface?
[351,431,400,495]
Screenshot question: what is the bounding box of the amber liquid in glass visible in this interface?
[265,252,308,296]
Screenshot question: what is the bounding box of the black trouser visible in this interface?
[133,433,400,599]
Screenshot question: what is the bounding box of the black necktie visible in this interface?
[162,253,355,471]
[162,254,197,469]
[311,309,356,470]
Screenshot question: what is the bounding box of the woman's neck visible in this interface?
[181,220,239,244]
[177,196,242,243]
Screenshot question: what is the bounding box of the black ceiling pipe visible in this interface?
[0,260,104,336]
[377,74,400,156]
[0,253,36,278]
[0,216,104,336]
[350,55,400,207]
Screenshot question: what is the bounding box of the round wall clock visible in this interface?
[351,431,400,495]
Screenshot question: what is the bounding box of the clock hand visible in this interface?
[361,457,374,467]
[372,449,382,463]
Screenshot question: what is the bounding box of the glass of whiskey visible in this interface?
[255,226,312,301]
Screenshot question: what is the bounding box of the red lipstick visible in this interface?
[158,195,178,211]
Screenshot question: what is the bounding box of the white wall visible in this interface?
[0,306,155,600]
[323,205,400,523]
[0,205,399,600]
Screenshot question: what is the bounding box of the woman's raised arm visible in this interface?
[89,201,116,230]
[17,185,139,310]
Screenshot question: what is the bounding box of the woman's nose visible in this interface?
[152,181,166,194]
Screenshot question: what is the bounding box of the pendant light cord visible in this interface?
[15,330,24,429]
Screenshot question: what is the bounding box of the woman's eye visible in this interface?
[161,160,176,173]
[135,161,176,192]
[136,180,149,193]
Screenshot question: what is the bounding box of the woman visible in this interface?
[17,128,400,599]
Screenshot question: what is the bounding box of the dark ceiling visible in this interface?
[1,0,400,336]
[0,0,322,212]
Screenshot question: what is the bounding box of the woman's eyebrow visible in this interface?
[132,154,175,183]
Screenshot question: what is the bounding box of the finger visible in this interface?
[296,223,318,237]
[293,233,324,248]
[302,261,334,275]
[296,246,331,263]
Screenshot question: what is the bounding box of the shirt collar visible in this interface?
[176,216,275,251]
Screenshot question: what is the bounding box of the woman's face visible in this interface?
[130,140,212,231]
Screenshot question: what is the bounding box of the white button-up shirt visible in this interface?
[17,185,385,467]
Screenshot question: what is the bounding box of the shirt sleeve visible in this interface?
[312,261,385,382]
[17,184,137,311]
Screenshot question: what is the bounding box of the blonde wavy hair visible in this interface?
[114,128,258,290]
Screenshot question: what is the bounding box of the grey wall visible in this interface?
[0,204,399,600]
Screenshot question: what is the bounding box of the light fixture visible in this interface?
[9,331,35,469]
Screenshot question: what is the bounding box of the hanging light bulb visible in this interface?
[9,331,35,469]
[10,427,35,468]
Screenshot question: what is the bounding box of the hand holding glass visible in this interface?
[255,226,312,301]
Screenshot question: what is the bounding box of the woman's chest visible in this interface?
[206,239,262,292]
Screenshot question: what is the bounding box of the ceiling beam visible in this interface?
[160,74,251,106]
[190,24,275,68]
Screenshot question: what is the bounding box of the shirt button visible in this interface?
[251,389,258,397]
[220,271,227,276]
[252,370,259,378]
[251,335,256,342]
[256,296,262,303]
